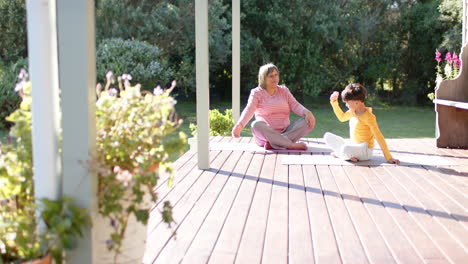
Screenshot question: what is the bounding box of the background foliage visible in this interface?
[0,58,27,130]
[94,0,462,103]
[96,38,173,90]
[0,0,463,129]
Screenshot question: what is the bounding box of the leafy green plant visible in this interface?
[0,0,27,63]
[96,38,173,91]
[38,197,91,263]
[93,72,186,260]
[0,80,37,262]
[189,108,233,136]
[0,69,186,262]
[0,79,89,264]
[95,0,231,97]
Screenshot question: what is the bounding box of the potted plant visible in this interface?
[0,79,90,264]
[91,72,186,262]
[0,70,185,263]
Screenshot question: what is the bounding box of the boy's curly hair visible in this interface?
[341,83,367,102]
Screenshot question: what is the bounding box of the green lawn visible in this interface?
[175,99,436,138]
[1,99,435,162]
[171,98,435,161]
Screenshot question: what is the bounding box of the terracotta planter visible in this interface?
[22,255,52,264]
[147,163,159,172]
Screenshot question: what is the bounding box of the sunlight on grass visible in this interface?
[175,99,435,139]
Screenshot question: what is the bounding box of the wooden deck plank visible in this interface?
[365,166,449,263]
[288,161,315,264]
[302,141,341,264]
[390,138,468,191]
[315,165,369,264]
[262,152,289,264]
[143,137,234,263]
[454,165,468,174]
[180,137,254,263]
[420,138,468,158]
[153,138,244,264]
[424,165,468,190]
[408,138,468,166]
[329,166,397,264]
[392,137,467,232]
[420,166,468,226]
[344,166,424,263]
[146,137,468,264]
[393,166,468,248]
[153,136,221,203]
[145,137,224,238]
[208,150,265,263]
[234,153,277,264]
[381,166,468,264]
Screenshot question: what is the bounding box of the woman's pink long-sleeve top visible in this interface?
[236,85,307,132]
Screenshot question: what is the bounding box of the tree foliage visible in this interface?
[0,0,27,63]
[96,0,231,96]
[0,0,463,105]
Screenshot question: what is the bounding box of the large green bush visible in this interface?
[0,58,28,130]
[0,0,27,63]
[96,0,231,97]
[96,38,173,90]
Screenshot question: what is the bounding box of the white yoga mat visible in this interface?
[209,142,332,153]
[281,154,457,166]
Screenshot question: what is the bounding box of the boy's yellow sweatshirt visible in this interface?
[331,101,393,160]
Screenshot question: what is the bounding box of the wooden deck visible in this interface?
[143,137,468,264]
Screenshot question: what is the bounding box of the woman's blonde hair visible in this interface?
[258,63,279,89]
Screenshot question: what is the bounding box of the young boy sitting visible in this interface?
[325,83,400,164]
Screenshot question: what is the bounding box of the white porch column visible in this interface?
[56,0,96,263]
[232,0,240,123]
[26,0,61,201]
[196,0,210,169]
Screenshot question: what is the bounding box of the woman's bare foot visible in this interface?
[331,152,338,158]
[348,157,359,162]
[287,142,307,150]
[264,141,273,150]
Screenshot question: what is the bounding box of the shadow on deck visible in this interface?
[141,137,467,264]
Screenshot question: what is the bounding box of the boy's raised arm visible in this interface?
[330,91,351,122]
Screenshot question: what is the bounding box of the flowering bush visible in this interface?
[0,73,90,264]
[0,70,186,262]
[93,72,186,259]
[435,49,461,83]
[428,49,462,100]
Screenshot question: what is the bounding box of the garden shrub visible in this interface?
[96,38,173,90]
[190,109,234,136]
[0,0,27,63]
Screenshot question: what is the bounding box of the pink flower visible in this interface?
[454,59,461,69]
[453,53,461,68]
[445,52,452,63]
[435,49,442,63]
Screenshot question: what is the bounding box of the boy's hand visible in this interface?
[388,158,400,165]
[330,91,340,102]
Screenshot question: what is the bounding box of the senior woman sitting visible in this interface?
[231,63,315,150]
